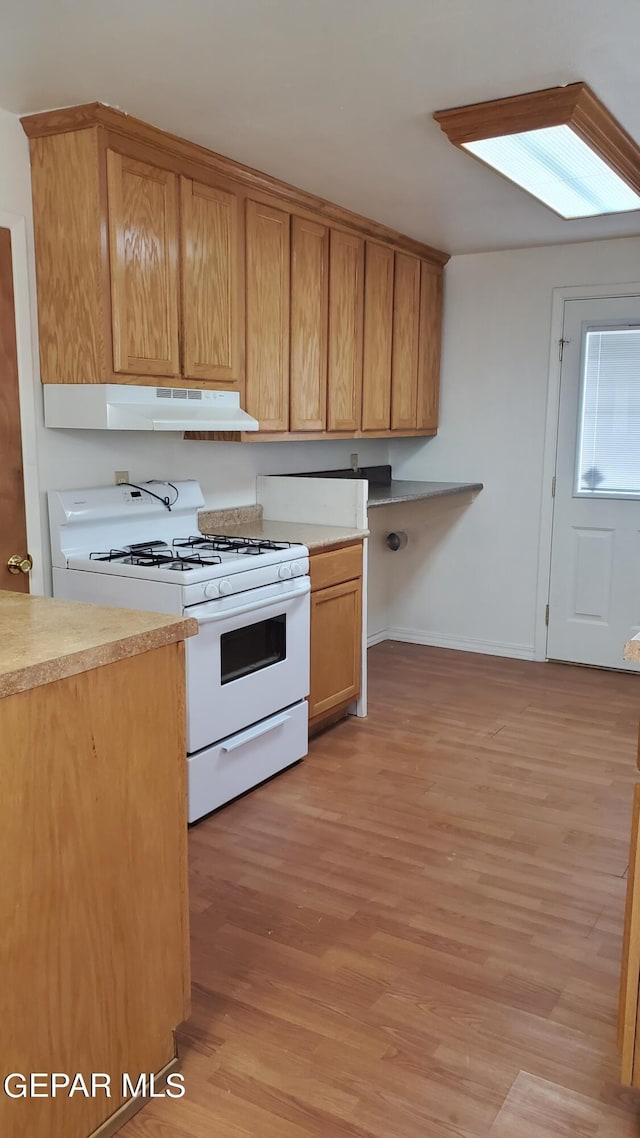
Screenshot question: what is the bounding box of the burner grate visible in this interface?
[193,533,293,555]
[89,543,222,570]
[90,548,129,562]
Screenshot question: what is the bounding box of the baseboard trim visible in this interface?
[383,626,535,661]
[367,628,389,647]
[89,1055,180,1138]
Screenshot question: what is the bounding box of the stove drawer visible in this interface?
[187,699,308,823]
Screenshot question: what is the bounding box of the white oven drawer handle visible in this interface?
[220,712,292,753]
[195,577,310,624]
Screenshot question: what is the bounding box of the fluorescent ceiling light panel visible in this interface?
[464,126,640,218]
[434,84,640,219]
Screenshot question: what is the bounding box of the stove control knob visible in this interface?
[204,580,219,599]
[290,561,302,576]
[218,577,233,595]
[278,564,292,579]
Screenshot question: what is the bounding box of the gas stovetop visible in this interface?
[48,481,309,598]
[89,534,296,571]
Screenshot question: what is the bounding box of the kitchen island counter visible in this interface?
[0,589,194,1137]
[0,589,197,698]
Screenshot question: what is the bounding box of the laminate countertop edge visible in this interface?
[0,590,197,699]
[623,634,640,664]
[367,481,484,507]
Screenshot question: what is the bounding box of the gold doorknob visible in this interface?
[7,553,33,575]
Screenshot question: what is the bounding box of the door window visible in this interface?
[576,326,640,498]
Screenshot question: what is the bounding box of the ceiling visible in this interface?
[2,0,640,255]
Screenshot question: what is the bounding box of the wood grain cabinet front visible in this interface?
[180,178,241,384]
[23,103,446,432]
[290,215,329,431]
[309,542,363,734]
[106,150,181,378]
[417,260,443,431]
[391,252,421,430]
[245,199,290,431]
[0,642,190,1138]
[361,241,394,432]
[327,229,364,432]
[619,783,640,1086]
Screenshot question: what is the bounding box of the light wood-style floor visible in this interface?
[123,643,640,1137]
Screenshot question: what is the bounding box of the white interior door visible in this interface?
[547,295,640,671]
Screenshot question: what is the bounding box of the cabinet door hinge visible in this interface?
[545,604,550,626]
[551,475,556,498]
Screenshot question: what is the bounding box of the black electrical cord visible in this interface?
[122,481,180,512]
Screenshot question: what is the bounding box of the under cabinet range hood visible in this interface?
[43,385,260,432]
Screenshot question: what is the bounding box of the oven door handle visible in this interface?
[194,577,310,624]
[220,711,292,753]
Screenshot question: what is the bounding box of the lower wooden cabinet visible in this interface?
[619,783,640,1085]
[309,542,363,733]
[0,642,190,1138]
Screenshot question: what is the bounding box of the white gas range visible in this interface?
[48,480,310,822]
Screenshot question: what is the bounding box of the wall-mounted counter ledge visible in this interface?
[0,590,197,698]
[367,480,484,508]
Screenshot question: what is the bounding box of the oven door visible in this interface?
[186,576,310,753]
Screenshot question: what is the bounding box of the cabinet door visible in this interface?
[391,252,421,429]
[361,242,394,431]
[327,230,364,432]
[309,577,362,721]
[181,178,240,385]
[619,785,640,1085]
[106,151,180,377]
[417,261,443,430]
[245,199,290,430]
[290,216,329,431]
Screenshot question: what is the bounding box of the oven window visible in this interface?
[220,614,286,685]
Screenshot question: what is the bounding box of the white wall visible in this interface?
[387,235,640,658]
[0,107,390,594]
[6,98,638,642]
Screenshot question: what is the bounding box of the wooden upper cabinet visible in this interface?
[417,261,444,430]
[290,216,329,431]
[245,200,290,431]
[106,151,180,377]
[327,230,364,432]
[391,252,421,429]
[180,178,240,386]
[361,242,394,432]
[23,105,446,426]
[30,129,107,384]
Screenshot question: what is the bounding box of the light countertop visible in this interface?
[623,634,640,664]
[0,590,197,699]
[198,507,368,551]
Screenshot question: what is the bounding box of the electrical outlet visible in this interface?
[115,470,129,485]
[350,453,359,472]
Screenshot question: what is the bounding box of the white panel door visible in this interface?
[547,296,640,670]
